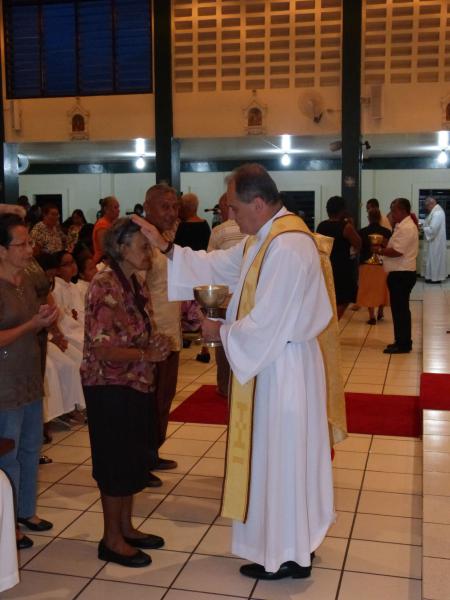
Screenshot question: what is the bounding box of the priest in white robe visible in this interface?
[421,197,448,283]
[132,164,335,581]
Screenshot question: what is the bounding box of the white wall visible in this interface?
[19,166,450,227]
[19,172,156,223]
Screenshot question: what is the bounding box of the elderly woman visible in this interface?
[81,218,171,568]
[0,214,58,550]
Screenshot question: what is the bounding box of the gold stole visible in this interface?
[221,214,347,523]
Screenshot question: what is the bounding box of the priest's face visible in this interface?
[227,181,259,235]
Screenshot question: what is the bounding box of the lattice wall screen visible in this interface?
[363,0,450,85]
[172,0,342,93]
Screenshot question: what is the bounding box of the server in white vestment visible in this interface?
[132,164,335,581]
[421,196,448,283]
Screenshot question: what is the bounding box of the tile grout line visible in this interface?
[334,434,374,600]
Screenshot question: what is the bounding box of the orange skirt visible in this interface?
[356,264,390,307]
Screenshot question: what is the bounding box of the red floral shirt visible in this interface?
[80,268,155,393]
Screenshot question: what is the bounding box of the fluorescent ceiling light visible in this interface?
[281,134,291,152]
[135,138,146,155]
[135,156,146,169]
[281,153,291,167]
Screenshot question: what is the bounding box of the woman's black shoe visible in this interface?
[98,540,151,567]
[146,472,163,487]
[17,535,34,550]
[367,318,376,325]
[124,534,165,549]
[196,353,210,363]
[18,517,53,531]
[39,455,53,465]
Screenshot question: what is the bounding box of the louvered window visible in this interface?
[3,0,153,98]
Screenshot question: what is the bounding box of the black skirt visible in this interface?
[83,385,152,496]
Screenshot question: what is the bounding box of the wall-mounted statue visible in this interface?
[67,98,90,140]
[243,90,267,135]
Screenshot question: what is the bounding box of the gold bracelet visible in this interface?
[139,349,145,361]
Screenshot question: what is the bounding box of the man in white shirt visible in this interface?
[377,198,418,354]
[421,196,448,283]
[144,184,182,483]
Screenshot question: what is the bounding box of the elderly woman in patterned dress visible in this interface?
[81,218,171,568]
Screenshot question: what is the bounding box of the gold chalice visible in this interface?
[193,285,229,347]
[366,233,384,265]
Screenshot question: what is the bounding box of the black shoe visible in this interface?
[240,561,311,580]
[182,339,192,348]
[154,458,178,470]
[367,318,376,325]
[18,517,53,531]
[17,535,34,550]
[146,472,163,487]
[98,540,151,567]
[39,455,53,465]
[383,345,411,354]
[124,534,165,549]
[377,312,384,321]
[196,353,210,363]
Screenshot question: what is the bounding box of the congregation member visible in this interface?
[64,208,88,252]
[366,198,392,231]
[174,193,211,250]
[0,203,26,218]
[133,164,335,581]
[92,196,120,263]
[317,196,361,319]
[72,251,98,326]
[33,253,85,431]
[175,193,211,362]
[0,214,58,550]
[30,203,66,255]
[52,250,85,353]
[143,184,182,485]
[81,218,171,567]
[374,198,419,354]
[356,208,391,324]
[421,196,448,283]
[207,192,245,396]
[0,468,18,592]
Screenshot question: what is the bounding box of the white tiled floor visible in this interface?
[9,278,450,599]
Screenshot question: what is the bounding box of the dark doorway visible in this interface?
[280,191,315,232]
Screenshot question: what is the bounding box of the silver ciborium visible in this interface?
[193,285,229,348]
[366,233,384,265]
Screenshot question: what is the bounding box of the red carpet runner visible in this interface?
[170,385,422,437]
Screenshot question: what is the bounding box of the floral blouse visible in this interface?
[80,267,155,393]
[30,221,67,253]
